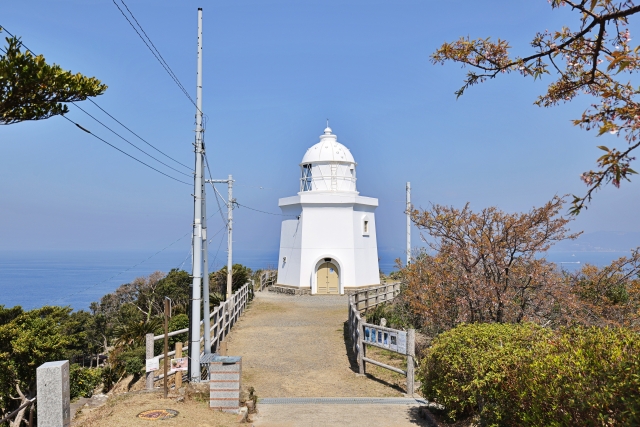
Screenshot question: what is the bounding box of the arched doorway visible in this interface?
[316,261,339,294]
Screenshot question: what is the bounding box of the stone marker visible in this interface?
[208,355,242,413]
[37,360,70,427]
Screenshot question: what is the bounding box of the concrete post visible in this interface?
[145,333,154,390]
[406,329,415,396]
[36,360,70,427]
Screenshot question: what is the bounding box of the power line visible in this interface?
[73,103,191,177]
[0,24,190,176]
[119,0,193,104]
[235,202,296,217]
[61,114,191,185]
[203,152,230,226]
[46,226,193,305]
[48,205,227,305]
[112,0,200,112]
[88,99,191,170]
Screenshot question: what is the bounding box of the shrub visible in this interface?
[111,346,146,378]
[420,323,550,425]
[419,323,640,426]
[69,364,102,400]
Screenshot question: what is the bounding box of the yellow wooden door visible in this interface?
[317,262,339,295]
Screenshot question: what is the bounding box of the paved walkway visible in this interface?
[225,291,434,426]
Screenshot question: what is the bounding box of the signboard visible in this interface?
[364,326,407,355]
[145,357,159,373]
[171,357,188,371]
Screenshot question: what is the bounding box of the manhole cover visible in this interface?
[137,409,179,420]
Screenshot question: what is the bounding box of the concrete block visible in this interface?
[209,356,241,414]
[37,360,70,427]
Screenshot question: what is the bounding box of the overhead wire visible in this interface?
[119,0,193,104]
[73,103,192,177]
[61,115,191,185]
[88,99,191,170]
[235,202,297,217]
[48,205,227,305]
[112,0,202,114]
[0,24,191,180]
[203,152,230,226]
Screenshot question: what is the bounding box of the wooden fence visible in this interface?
[145,283,250,388]
[348,282,416,395]
[258,270,277,292]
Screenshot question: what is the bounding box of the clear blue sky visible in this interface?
[2,0,639,269]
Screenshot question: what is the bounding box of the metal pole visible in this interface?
[406,182,411,266]
[189,7,204,383]
[226,175,234,300]
[202,162,211,355]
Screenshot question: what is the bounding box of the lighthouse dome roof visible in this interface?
[301,127,355,165]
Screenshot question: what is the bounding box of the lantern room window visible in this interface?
[301,164,313,191]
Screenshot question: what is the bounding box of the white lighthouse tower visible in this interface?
[276,126,381,294]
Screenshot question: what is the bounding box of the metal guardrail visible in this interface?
[145,283,250,388]
[347,283,416,395]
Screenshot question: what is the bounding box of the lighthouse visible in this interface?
[276,126,381,294]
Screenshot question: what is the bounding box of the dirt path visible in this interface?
[226,291,406,398]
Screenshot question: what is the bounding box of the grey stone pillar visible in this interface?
[145,333,154,390]
[36,360,70,427]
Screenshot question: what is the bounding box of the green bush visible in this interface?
[365,301,413,330]
[111,346,146,377]
[419,323,640,426]
[69,364,102,400]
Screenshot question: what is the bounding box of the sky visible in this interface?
[2,0,640,271]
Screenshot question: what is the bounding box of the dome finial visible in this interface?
[324,119,332,135]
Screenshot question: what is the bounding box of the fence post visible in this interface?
[365,290,369,313]
[406,329,415,396]
[175,342,183,389]
[357,316,365,375]
[145,333,154,390]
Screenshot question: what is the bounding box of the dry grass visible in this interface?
[72,392,238,427]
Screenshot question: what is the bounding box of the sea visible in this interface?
[0,249,632,311]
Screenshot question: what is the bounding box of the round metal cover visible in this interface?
[137,409,179,420]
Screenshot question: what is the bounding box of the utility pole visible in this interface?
[189,7,204,383]
[206,176,234,300]
[227,175,233,300]
[406,182,411,266]
[202,165,211,355]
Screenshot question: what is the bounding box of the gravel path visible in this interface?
[226,291,406,398]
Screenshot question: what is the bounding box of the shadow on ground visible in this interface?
[342,321,407,394]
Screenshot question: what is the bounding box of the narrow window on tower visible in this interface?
[364,220,369,233]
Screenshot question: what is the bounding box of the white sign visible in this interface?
[145,357,159,373]
[395,331,407,355]
[364,327,407,355]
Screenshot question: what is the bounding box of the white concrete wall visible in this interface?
[276,204,302,287]
[276,193,380,293]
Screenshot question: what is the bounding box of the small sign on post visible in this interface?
[146,357,159,373]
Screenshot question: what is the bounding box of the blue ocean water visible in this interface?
[0,249,629,311]
[0,249,276,311]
